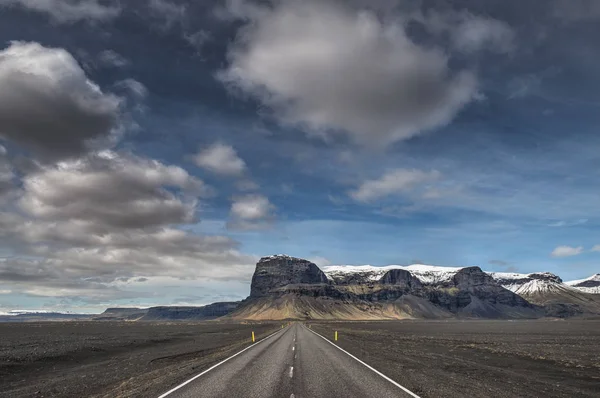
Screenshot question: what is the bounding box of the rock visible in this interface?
[250,255,329,297]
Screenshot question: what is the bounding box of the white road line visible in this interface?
[292,346,295,351]
[157,327,286,398]
[305,326,422,398]
[289,366,294,378]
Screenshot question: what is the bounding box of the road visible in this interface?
[159,323,419,398]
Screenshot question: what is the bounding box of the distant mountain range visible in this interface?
[230,255,600,320]
[3,256,599,321]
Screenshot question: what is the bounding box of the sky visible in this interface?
[0,0,599,313]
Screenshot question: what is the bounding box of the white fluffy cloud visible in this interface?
[350,169,441,202]
[551,245,584,257]
[193,143,247,176]
[231,194,273,220]
[0,41,122,160]
[0,0,120,23]
[219,0,480,147]
[228,194,275,230]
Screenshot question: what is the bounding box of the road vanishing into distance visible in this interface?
[158,323,420,398]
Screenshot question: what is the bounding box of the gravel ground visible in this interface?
[0,321,279,398]
[310,319,600,398]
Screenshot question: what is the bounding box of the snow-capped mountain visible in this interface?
[489,271,600,317]
[490,272,565,294]
[322,264,464,285]
[565,274,600,294]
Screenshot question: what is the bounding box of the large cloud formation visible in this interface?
[0,41,257,304]
[219,0,492,147]
[0,0,120,23]
[0,41,121,160]
[0,151,255,301]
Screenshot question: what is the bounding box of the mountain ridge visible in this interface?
[232,255,587,320]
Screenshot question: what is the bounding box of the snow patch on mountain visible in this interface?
[322,265,403,282]
[322,264,465,285]
[565,274,600,294]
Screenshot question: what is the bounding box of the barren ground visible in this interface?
[311,319,600,398]
[2,320,599,398]
[0,321,279,398]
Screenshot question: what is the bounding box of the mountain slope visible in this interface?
[566,274,600,294]
[491,272,600,317]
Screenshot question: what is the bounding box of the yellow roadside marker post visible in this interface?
[252,331,255,343]
[335,331,338,341]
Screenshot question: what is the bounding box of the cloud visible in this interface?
[551,0,600,22]
[18,150,210,230]
[308,256,331,267]
[0,145,14,197]
[547,219,588,227]
[185,30,211,51]
[228,194,275,230]
[551,245,584,257]
[0,41,122,161]
[218,0,479,147]
[0,148,256,301]
[148,0,186,27]
[350,169,441,202]
[193,143,247,176]
[423,10,514,54]
[114,78,148,100]
[98,49,129,68]
[591,245,600,252]
[0,0,120,23]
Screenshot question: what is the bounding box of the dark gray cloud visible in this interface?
[217,0,516,147]
[0,42,122,161]
[18,150,210,230]
[0,145,14,197]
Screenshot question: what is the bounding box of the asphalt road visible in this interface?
[159,323,419,398]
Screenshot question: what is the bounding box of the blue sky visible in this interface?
[0,0,599,312]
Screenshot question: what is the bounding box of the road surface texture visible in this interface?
[311,320,600,398]
[160,323,418,398]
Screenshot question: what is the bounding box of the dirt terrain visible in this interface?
[2,320,599,398]
[0,321,279,398]
[310,319,600,398]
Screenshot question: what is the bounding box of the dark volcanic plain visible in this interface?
[311,320,600,398]
[0,321,279,398]
[2,320,599,398]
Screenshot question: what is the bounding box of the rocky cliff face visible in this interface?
[140,302,239,321]
[250,255,329,297]
[234,255,545,320]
